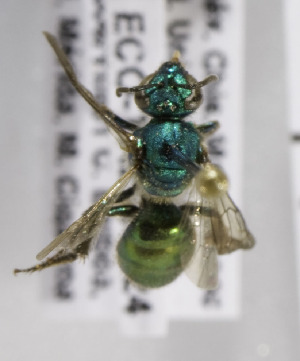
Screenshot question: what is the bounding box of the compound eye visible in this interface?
[184,74,203,110]
[185,88,202,110]
[134,73,153,110]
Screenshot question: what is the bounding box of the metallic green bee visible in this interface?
[14,32,254,289]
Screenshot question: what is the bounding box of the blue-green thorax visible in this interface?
[116,55,217,197]
[134,118,200,197]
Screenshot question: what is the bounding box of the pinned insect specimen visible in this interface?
[14,32,254,289]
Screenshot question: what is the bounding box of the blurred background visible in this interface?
[1,0,299,360]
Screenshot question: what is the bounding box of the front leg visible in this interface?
[196,120,219,136]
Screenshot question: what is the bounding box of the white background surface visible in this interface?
[1,1,299,360]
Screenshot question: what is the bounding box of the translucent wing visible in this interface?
[14,166,137,273]
[44,32,135,152]
[213,193,255,254]
[184,178,255,289]
[184,197,219,289]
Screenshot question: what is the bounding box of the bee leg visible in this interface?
[196,121,220,165]
[14,251,78,274]
[14,237,93,274]
[196,121,219,136]
[110,113,138,132]
[44,32,138,152]
[115,185,136,203]
[108,205,139,217]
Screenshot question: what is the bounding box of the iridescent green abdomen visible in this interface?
[134,119,200,197]
[117,200,194,288]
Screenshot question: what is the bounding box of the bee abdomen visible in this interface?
[117,201,194,288]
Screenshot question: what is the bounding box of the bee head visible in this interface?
[116,52,218,119]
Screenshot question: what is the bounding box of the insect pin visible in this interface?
[14,33,254,290]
